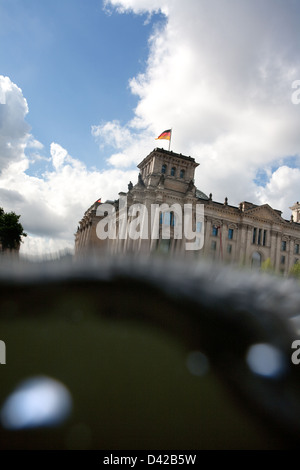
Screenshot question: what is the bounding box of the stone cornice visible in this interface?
[138,148,199,169]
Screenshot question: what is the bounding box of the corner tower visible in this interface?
[290,201,300,223]
[137,148,199,194]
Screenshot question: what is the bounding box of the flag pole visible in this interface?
[168,128,172,151]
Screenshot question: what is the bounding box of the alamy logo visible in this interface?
[0,340,6,365]
[96,196,205,251]
[291,80,300,105]
[291,340,300,364]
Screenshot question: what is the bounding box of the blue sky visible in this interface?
[0,0,164,173]
[1,0,300,256]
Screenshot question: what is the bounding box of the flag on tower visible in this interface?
[155,129,172,141]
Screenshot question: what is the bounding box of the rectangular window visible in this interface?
[164,212,171,225]
[227,244,232,254]
[252,227,257,244]
[211,240,217,251]
[280,255,285,264]
[294,244,300,255]
[281,241,287,251]
[258,229,262,245]
[160,212,174,226]
[212,226,218,236]
[228,228,233,240]
[263,230,267,246]
[196,221,203,233]
[170,212,175,227]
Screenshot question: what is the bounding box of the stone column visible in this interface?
[245,225,254,268]
[269,230,277,270]
[221,222,228,262]
[273,232,281,273]
[287,237,294,275]
[203,218,212,257]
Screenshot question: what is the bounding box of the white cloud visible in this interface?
[27,137,44,150]
[0,76,30,171]
[101,0,300,218]
[92,119,166,168]
[20,234,75,260]
[0,76,138,256]
[103,0,167,15]
[50,142,68,170]
[256,166,300,219]
[92,120,133,150]
[0,144,138,255]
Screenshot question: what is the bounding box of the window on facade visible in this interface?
[196,221,203,233]
[211,240,217,251]
[295,243,300,255]
[258,228,262,245]
[164,212,171,225]
[171,167,176,176]
[170,212,175,226]
[295,258,299,265]
[161,164,167,174]
[212,226,218,236]
[160,211,175,226]
[227,244,232,254]
[280,255,285,264]
[263,230,267,246]
[281,241,287,251]
[180,169,185,179]
[252,227,257,244]
[228,228,234,240]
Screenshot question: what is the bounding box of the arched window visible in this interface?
[251,251,261,269]
[161,164,167,174]
[180,169,185,179]
[171,167,176,176]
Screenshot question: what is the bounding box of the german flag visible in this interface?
[155,129,172,141]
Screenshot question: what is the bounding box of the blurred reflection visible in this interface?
[1,254,300,449]
[246,343,287,379]
[0,376,72,429]
[186,351,210,377]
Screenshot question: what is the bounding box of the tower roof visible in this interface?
[138,147,199,169]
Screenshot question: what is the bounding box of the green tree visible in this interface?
[0,207,27,251]
[261,257,274,274]
[289,261,300,280]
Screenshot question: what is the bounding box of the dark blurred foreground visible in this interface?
[1,253,300,449]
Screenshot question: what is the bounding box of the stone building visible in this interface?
[75,148,300,275]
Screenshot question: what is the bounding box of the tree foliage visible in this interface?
[261,257,274,274]
[289,261,300,280]
[0,207,27,251]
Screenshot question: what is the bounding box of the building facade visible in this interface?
[75,148,300,275]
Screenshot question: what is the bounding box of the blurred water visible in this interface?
[0,254,300,449]
[1,376,72,429]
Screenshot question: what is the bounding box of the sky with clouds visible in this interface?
[1,0,300,257]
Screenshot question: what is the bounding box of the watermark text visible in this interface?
[291,80,300,104]
[96,196,204,251]
[0,340,6,364]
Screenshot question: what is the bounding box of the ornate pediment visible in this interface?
[243,204,284,223]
